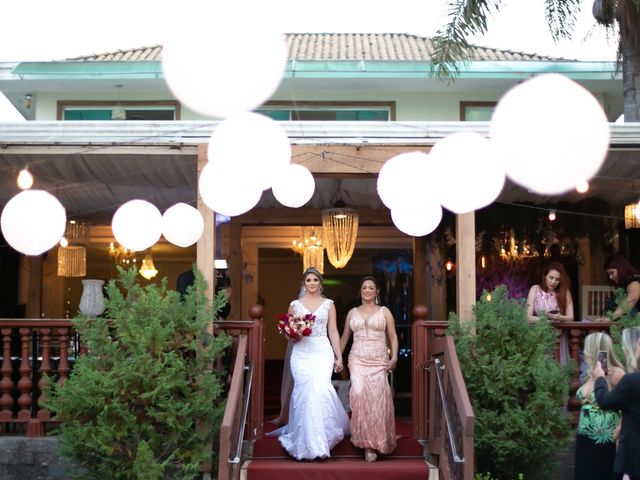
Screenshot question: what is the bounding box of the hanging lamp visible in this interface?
[624,201,640,229]
[139,251,158,280]
[57,219,89,277]
[322,180,359,270]
[111,84,126,120]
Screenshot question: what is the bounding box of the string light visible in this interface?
[548,209,557,221]
[576,180,589,193]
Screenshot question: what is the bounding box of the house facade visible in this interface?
[0,33,634,409]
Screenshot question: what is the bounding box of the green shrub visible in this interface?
[475,473,524,480]
[45,267,232,479]
[607,287,640,363]
[447,286,571,479]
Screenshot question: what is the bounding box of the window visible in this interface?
[256,101,395,121]
[58,101,180,121]
[460,101,496,121]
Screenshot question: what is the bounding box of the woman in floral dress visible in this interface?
[574,332,624,480]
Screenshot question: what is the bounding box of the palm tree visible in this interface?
[432,0,640,121]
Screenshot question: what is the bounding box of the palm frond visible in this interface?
[431,0,504,79]
[545,0,583,41]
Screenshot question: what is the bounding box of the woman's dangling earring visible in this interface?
[375,295,380,305]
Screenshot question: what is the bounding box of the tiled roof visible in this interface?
[66,33,568,62]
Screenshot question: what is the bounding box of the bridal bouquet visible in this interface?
[277,312,315,342]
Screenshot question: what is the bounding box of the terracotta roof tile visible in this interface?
[66,33,569,62]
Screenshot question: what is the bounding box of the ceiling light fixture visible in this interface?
[139,251,158,280]
[624,201,640,229]
[111,84,126,120]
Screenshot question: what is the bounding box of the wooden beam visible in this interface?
[236,207,392,225]
[228,220,242,320]
[291,145,431,174]
[413,237,427,308]
[26,256,42,319]
[196,144,215,306]
[456,213,476,322]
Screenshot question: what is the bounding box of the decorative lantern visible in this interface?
[322,207,358,269]
[624,202,640,229]
[57,219,89,277]
[57,245,86,277]
[303,244,324,274]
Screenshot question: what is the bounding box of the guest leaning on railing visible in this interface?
[526,261,574,322]
[593,326,640,480]
[598,254,640,321]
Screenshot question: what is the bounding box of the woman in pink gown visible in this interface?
[340,276,398,462]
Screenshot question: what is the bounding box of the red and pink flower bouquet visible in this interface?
[277,312,315,342]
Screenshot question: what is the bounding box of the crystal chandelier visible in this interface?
[108,241,136,266]
[322,206,359,269]
[57,219,89,277]
[292,227,324,274]
[139,252,158,280]
[496,229,539,261]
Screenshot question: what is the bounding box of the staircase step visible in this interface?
[253,435,423,458]
[243,457,437,480]
[256,418,423,459]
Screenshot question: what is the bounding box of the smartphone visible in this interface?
[548,310,559,315]
[597,351,609,376]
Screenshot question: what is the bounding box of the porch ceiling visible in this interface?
[0,121,638,223]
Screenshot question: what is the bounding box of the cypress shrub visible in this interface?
[447,285,571,479]
[45,267,232,479]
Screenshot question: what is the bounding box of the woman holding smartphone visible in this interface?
[574,332,625,480]
[526,261,574,322]
[593,326,640,480]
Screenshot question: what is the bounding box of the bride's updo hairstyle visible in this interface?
[299,267,324,298]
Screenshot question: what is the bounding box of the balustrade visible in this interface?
[0,320,76,437]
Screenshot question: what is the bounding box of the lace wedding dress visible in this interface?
[270,298,350,460]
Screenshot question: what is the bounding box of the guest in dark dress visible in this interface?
[176,268,232,319]
[593,326,640,480]
[600,254,640,321]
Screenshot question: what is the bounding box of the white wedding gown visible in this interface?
[270,298,350,460]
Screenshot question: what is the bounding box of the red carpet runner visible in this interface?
[245,419,433,480]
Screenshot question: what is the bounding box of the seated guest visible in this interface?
[526,261,574,322]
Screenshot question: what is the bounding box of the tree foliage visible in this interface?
[45,267,232,479]
[447,286,571,478]
[431,0,593,78]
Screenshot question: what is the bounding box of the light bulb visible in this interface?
[576,180,589,193]
[17,168,33,190]
[59,236,68,247]
[548,210,557,221]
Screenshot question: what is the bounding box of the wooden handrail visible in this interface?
[412,316,614,480]
[428,335,474,480]
[214,304,265,442]
[218,334,248,480]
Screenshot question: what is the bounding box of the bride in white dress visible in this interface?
[269,267,350,460]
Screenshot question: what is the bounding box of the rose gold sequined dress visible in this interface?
[348,306,396,454]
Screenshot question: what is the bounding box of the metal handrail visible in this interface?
[426,357,464,463]
[229,361,253,464]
